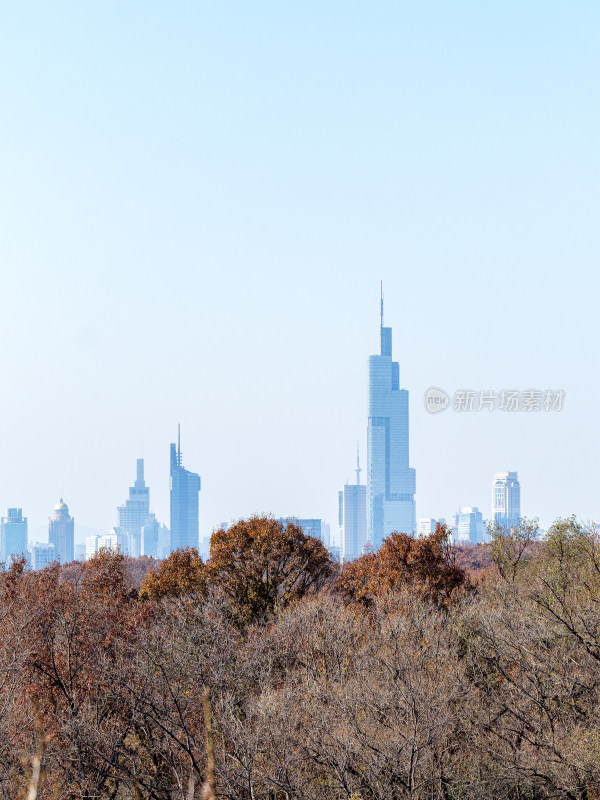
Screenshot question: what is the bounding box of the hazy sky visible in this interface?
[1,1,598,542]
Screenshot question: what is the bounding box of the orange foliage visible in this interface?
[337,524,466,606]
[139,547,207,600]
[206,516,333,623]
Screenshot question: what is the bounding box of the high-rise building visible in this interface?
[141,513,159,559]
[492,471,521,531]
[158,524,171,559]
[48,498,74,564]
[1,508,28,564]
[278,518,324,541]
[340,446,367,562]
[417,518,438,538]
[30,542,56,571]
[118,459,151,558]
[456,507,487,545]
[97,528,126,553]
[85,535,99,560]
[367,288,416,548]
[170,426,201,551]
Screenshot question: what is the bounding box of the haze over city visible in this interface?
[1,2,598,541]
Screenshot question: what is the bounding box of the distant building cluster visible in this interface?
[85,427,199,562]
[3,427,202,570]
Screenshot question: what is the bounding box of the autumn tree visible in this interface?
[337,524,466,607]
[139,547,206,601]
[206,517,333,624]
[489,516,540,582]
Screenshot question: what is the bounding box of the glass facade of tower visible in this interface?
[341,482,367,562]
[278,518,324,541]
[118,459,150,558]
[367,320,416,548]
[170,437,201,551]
[492,471,521,530]
[1,508,28,564]
[456,507,487,544]
[48,498,74,563]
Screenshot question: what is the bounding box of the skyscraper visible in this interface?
[417,518,439,538]
[277,518,324,541]
[118,459,150,557]
[492,471,521,530]
[170,426,201,551]
[456,507,487,544]
[1,508,28,564]
[141,513,159,558]
[340,446,367,562]
[48,498,74,563]
[30,542,56,570]
[367,287,416,548]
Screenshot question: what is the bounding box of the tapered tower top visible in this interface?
[379,282,392,356]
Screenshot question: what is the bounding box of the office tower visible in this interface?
[341,446,367,562]
[328,545,341,563]
[321,522,331,548]
[48,498,75,564]
[456,507,487,545]
[85,535,99,560]
[170,426,201,551]
[30,542,56,571]
[492,471,521,530]
[278,518,323,541]
[74,543,86,561]
[118,459,150,558]
[367,288,416,548]
[98,528,126,553]
[417,518,438,538]
[158,524,171,559]
[141,513,159,558]
[1,508,28,564]
[200,535,211,561]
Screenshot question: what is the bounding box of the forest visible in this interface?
[1,515,598,800]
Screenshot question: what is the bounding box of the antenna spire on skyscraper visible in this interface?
[356,441,362,485]
[380,280,384,328]
[177,423,182,467]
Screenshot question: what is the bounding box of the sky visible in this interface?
[0,1,598,543]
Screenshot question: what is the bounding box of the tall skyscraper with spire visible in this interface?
[367,285,416,548]
[170,426,201,551]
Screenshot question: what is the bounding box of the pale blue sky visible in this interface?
[0,1,598,541]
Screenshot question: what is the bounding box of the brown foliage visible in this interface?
[139,547,206,600]
[337,523,467,607]
[205,516,333,624]
[452,542,494,574]
[0,517,599,799]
